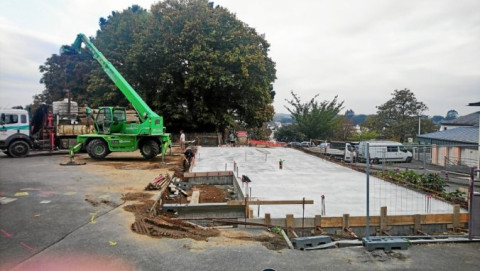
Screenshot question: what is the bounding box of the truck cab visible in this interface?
[0,109,31,157]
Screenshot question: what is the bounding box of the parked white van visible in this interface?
[358,140,412,163]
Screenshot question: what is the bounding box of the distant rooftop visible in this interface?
[441,111,479,127]
[418,126,478,144]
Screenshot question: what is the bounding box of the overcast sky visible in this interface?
[1,0,479,116]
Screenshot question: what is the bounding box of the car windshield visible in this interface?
[399,146,407,152]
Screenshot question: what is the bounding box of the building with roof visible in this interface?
[418,111,479,168]
[440,111,479,131]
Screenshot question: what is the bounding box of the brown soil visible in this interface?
[75,147,283,249]
[196,185,227,203]
[231,235,287,250]
[121,192,153,201]
[162,184,227,204]
[84,195,120,208]
[123,196,220,240]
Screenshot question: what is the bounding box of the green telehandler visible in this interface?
[61,33,171,160]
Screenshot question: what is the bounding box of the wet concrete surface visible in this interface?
[193,147,457,217]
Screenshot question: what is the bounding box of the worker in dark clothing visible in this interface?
[183,147,196,172]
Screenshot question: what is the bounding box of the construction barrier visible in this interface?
[249,140,287,147]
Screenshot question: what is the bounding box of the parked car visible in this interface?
[286,142,302,148]
[301,141,314,147]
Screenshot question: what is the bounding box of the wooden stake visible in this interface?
[380,206,388,235]
[265,213,271,226]
[286,214,294,228]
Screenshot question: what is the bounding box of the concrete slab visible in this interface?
[193,147,457,218]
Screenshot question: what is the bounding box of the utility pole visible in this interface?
[467,102,480,178]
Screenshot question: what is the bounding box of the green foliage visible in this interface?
[438,189,466,201]
[352,127,379,141]
[271,226,282,234]
[332,116,355,141]
[280,91,344,140]
[275,124,305,142]
[36,0,276,133]
[370,89,434,141]
[247,123,272,141]
[378,170,447,192]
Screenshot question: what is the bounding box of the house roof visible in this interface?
[418,126,478,144]
[441,111,479,127]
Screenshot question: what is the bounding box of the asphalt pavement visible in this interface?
[1,153,480,271]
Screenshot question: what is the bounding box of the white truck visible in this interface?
[357,140,412,164]
[0,106,91,157]
[319,141,355,162]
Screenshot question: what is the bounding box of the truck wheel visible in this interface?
[87,139,109,159]
[140,140,159,159]
[406,157,412,163]
[8,141,30,158]
[373,158,380,164]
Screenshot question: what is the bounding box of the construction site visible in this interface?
[1,139,480,270]
[1,2,479,269]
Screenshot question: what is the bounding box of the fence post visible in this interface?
[314,215,322,234]
[265,213,271,226]
[380,206,388,235]
[453,205,460,231]
[423,146,426,172]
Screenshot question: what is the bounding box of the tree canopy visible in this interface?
[275,91,344,141]
[363,89,436,141]
[36,0,276,133]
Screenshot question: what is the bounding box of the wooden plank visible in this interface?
[227,200,314,206]
[190,190,200,205]
[319,213,468,228]
[281,229,294,249]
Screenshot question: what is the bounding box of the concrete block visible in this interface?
[291,236,332,249]
[362,237,408,252]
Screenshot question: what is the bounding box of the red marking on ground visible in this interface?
[20,242,36,251]
[0,192,4,196]
[0,229,13,238]
[40,191,57,195]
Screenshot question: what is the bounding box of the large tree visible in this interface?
[372,89,435,140]
[36,0,276,133]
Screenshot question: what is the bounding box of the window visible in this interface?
[3,114,19,124]
[387,146,398,152]
[113,108,126,122]
[21,115,27,123]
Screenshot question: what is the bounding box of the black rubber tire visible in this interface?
[373,158,380,164]
[8,141,30,158]
[406,157,412,163]
[87,139,109,159]
[140,139,159,159]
